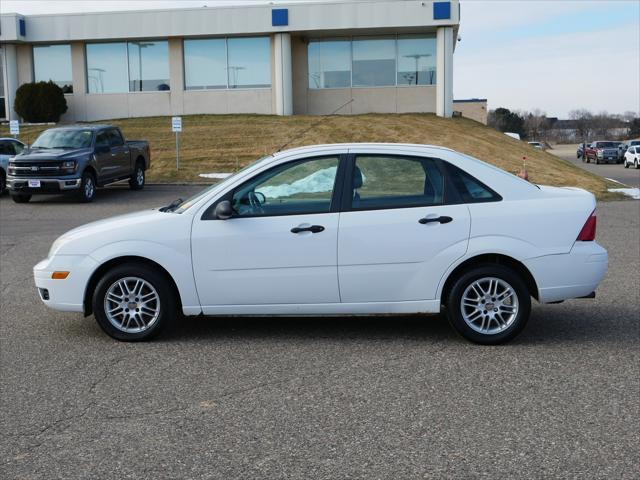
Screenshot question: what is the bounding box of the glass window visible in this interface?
[96,132,110,149]
[352,37,396,87]
[108,129,124,146]
[227,37,271,88]
[31,129,94,149]
[445,163,500,203]
[0,141,14,155]
[352,155,444,209]
[33,44,74,93]
[127,41,170,92]
[12,141,24,154]
[231,156,339,217]
[86,43,129,93]
[308,39,351,89]
[397,35,436,86]
[184,39,227,90]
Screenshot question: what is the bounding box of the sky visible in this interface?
[2,0,639,118]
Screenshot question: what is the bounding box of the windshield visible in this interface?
[596,142,617,149]
[170,155,273,213]
[32,129,94,149]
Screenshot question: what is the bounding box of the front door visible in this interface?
[338,154,471,303]
[191,155,344,312]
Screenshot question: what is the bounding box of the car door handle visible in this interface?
[419,216,453,225]
[291,225,325,234]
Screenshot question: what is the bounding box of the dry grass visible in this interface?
[1,114,620,199]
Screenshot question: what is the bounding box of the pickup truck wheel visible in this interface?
[11,193,31,203]
[92,263,176,341]
[446,264,531,345]
[78,171,96,202]
[129,162,145,190]
[0,169,5,194]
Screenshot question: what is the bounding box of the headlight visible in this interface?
[61,160,77,172]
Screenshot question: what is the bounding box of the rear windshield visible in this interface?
[32,129,94,149]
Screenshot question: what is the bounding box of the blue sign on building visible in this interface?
[272,9,289,27]
[19,18,27,36]
[433,2,451,20]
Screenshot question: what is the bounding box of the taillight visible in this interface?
[577,210,596,241]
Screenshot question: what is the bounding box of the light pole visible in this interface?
[130,41,153,91]
[227,66,245,88]
[88,68,105,93]
[403,53,431,85]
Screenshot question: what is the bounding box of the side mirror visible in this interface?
[214,200,233,220]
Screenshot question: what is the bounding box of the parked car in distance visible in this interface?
[0,137,26,194]
[35,143,608,345]
[584,141,620,164]
[623,146,640,169]
[7,125,150,203]
[576,143,586,159]
[527,141,545,150]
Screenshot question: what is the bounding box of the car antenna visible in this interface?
[274,98,354,153]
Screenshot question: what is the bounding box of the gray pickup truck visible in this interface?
[7,124,150,203]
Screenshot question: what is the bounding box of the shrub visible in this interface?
[14,81,68,123]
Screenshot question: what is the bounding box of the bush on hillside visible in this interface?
[14,81,68,123]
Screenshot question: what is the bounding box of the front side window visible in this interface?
[308,39,351,89]
[33,44,73,93]
[352,37,396,87]
[397,35,437,86]
[231,156,340,217]
[352,155,444,209]
[227,37,271,88]
[128,41,170,92]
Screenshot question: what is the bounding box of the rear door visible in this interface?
[94,131,117,179]
[337,152,471,303]
[107,128,131,178]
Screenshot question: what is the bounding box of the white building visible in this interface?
[0,0,460,122]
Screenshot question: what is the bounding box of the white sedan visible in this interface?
[34,144,608,344]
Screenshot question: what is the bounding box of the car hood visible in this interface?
[49,209,189,257]
[14,147,94,162]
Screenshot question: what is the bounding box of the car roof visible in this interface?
[272,143,455,159]
[0,137,25,142]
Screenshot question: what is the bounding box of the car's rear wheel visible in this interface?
[92,263,176,341]
[129,161,145,190]
[11,193,31,203]
[635,159,639,169]
[78,171,96,202]
[446,264,531,345]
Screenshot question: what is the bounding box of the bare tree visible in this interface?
[569,109,594,142]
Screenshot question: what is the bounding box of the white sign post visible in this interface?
[9,120,20,137]
[171,116,182,170]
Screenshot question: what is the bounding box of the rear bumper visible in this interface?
[33,255,98,313]
[524,242,608,303]
[8,175,81,193]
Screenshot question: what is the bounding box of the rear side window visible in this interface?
[0,141,14,155]
[96,132,109,148]
[445,163,501,203]
[108,129,124,146]
[351,155,444,209]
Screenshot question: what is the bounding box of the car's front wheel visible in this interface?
[92,263,176,341]
[446,264,531,345]
[129,161,145,190]
[11,193,31,203]
[78,171,96,202]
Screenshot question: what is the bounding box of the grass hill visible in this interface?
[2,114,618,199]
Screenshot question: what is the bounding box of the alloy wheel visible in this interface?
[460,277,519,335]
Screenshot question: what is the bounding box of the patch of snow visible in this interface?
[199,173,232,179]
[258,166,339,199]
[608,188,640,199]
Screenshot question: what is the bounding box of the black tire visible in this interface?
[624,161,629,168]
[78,170,97,203]
[92,263,176,341]
[0,169,5,194]
[11,193,31,203]
[635,160,639,169]
[129,161,145,190]
[445,264,531,345]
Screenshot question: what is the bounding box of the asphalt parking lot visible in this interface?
[1,185,639,479]
[549,145,640,188]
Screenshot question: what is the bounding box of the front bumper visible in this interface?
[8,175,81,194]
[34,255,99,313]
[524,242,608,303]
